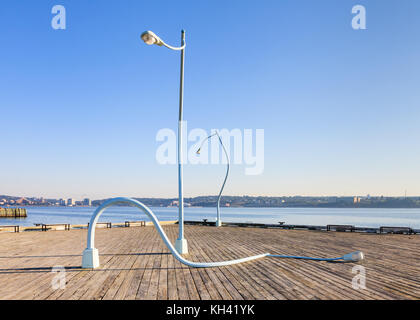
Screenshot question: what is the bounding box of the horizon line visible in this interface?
[1,194,418,200]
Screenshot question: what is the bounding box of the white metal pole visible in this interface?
[175,30,188,254]
[216,132,230,227]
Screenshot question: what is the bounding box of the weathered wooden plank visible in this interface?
[105,228,154,300]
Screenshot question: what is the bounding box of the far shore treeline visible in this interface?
[2,195,420,209]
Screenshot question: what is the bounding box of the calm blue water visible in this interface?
[1,206,420,229]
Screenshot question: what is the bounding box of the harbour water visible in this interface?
[1,206,420,229]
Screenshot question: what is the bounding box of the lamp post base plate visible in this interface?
[175,238,188,254]
[82,248,99,269]
[216,220,222,227]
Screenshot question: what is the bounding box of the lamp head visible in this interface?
[196,148,201,155]
[141,31,163,46]
[342,251,364,262]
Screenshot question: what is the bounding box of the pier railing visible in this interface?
[184,220,420,235]
[0,219,418,235]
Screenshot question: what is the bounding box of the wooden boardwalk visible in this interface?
[0,225,418,300]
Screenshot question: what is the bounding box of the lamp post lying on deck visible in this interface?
[81,197,365,269]
[141,30,188,254]
[196,131,230,227]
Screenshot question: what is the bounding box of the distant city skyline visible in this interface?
[2,194,420,209]
[1,192,418,201]
[1,1,420,198]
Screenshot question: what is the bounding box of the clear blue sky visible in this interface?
[1,0,419,199]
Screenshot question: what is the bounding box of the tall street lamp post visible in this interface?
[141,30,188,254]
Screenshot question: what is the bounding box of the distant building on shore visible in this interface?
[67,198,75,206]
[83,198,91,206]
[16,197,31,205]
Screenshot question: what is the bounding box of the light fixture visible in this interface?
[140,31,163,46]
[140,30,185,51]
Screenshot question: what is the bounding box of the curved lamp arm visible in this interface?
[162,42,185,51]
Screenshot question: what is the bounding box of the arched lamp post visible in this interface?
[141,30,188,254]
[196,131,230,227]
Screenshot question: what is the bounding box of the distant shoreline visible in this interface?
[4,206,420,229]
[4,204,420,209]
[2,195,420,209]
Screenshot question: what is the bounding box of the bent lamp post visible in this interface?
[196,131,230,227]
[141,30,188,254]
[81,198,364,269]
[80,30,365,269]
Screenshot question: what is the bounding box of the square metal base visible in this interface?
[175,238,188,255]
[82,248,99,269]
